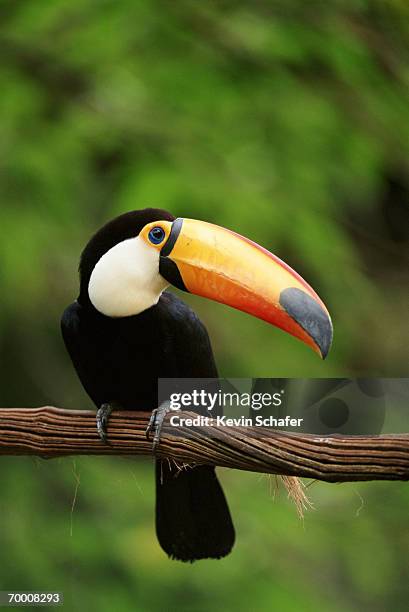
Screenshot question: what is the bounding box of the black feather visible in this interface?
[156,461,235,562]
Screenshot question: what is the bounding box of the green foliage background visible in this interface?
[0,1,408,610]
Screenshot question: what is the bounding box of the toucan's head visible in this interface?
[79,208,333,358]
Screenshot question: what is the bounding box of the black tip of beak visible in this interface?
[279,287,333,359]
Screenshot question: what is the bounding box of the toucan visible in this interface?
[61,208,332,562]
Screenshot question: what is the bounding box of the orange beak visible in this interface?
[158,218,333,358]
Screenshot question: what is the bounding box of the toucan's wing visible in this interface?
[61,300,112,406]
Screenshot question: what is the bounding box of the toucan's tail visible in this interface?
[155,460,235,562]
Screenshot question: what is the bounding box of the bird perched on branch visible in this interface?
[61,208,332,561]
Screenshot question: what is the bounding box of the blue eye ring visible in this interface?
[148,226,166,245]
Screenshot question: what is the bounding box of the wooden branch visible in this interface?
[0,407,408,483]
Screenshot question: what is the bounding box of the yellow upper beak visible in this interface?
[155,218,332,358]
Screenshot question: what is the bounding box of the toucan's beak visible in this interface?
[159,218,333,358]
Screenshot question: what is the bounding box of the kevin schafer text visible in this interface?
[169,415,304,428]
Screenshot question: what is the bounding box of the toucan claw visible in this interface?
[146,401,171,452]
[96,401,121,443]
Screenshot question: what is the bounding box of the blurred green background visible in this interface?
[1,1,408,610]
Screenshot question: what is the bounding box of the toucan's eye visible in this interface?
[148,226,166,245]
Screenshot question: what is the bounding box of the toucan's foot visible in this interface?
[97,401,121,443]
[146,401,171,452]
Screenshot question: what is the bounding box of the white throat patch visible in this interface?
[88,236,169,317]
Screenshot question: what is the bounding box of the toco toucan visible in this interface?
[61,208,332,562]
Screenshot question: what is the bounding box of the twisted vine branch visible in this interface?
[0,407,408,483]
